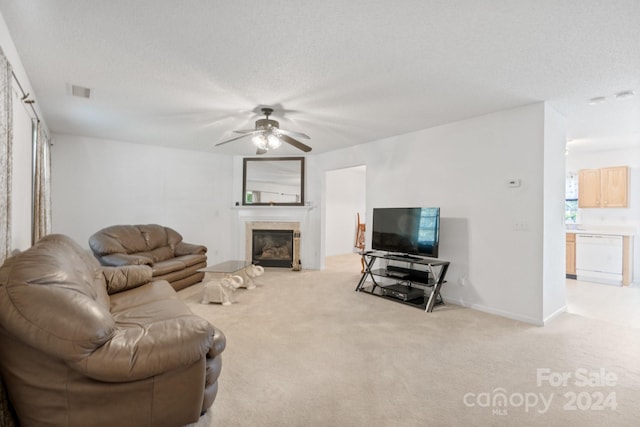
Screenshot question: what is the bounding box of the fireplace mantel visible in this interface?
[231,205,313,211]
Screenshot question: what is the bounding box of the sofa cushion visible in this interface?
[109,280,178,314]
[164,271,206,292]
[90,224,185,255]
[102,265,153,295]
[153,263,206,287]
[100,252,154,267]
[152,259,187,276]
[138,224,170,250]
[165,227,184,250]
[150,246,174,262]
[89,225,146,254]
[175,254,207,268]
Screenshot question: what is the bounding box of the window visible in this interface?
[565,199,578,224]
[565,172,578,224]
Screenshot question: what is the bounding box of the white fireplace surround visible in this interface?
[231,206,312,268]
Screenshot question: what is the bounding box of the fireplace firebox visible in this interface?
[252,229,294,267]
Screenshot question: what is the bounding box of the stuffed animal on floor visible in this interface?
[243,264,264,289]
[201,274,244,305]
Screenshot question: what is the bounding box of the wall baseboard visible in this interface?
[442,296,544,326]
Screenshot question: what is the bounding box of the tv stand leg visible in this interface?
[425,263,449,312]
[355,253,378,291]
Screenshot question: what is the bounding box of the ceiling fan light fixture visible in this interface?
[214,106,312,153]
[252,134,268,150]
[267,133,282,149]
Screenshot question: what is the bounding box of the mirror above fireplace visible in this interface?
[242,157,305,206]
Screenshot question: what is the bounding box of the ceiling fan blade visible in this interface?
[281,135,312,152]
[277,128,310,139]
[234,129,260,134]
[256,148,268,155]
[214,133,253,147]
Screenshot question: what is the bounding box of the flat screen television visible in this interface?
[371,207,440,258]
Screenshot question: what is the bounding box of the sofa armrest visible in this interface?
[208,326,227,358]
[73,316,216,382]
[99,253,154,267]
[101,265,153,295]
[175,241,207,256]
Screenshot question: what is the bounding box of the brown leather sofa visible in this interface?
[89,224,207,291]
[0,234,225,427]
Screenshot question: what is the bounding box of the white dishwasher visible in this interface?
[575,234,623,284]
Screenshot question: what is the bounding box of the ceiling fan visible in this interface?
[214,107,312,154]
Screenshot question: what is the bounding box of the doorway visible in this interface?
[324,165,366,259]
[564,146,639,327]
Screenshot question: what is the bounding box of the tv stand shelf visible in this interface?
[355,251,450,312]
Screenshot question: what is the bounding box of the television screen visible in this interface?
[371,207,440,258]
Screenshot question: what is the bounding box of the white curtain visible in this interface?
[0,44,17,427]
[33,121,51,242]
[0,47,12,264]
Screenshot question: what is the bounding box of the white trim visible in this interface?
[442,297,545,326]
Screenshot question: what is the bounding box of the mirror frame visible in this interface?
[242,157,305,206]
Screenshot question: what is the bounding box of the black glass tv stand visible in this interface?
[386,253,423,261]
[355,251,450,312]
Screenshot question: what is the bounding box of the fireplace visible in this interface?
[246,221,301,270]
[252,229,293,267]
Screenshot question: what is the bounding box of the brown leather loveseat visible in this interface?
[0,234,225,427]
[89,224,207,291]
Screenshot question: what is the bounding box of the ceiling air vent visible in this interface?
[70,85,91,99]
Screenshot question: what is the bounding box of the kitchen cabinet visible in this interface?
[578,169,601,208]
[578,166,628,208]
[566,233,576,277]
[601,167,628,207]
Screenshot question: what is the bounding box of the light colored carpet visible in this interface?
[179,254,640,427]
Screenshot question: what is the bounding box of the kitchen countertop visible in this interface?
[566,226,637,236]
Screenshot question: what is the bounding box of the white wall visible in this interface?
[51,134,233,265]
[324,165,366,256]
[566,146,640,281]
[312,103,566,325]
[543,105,568,322]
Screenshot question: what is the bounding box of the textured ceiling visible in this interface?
[1,0,639,156]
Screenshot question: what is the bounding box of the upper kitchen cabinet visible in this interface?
[578,166,629,208]
[601,166,629,207]
[578,169,601,208]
